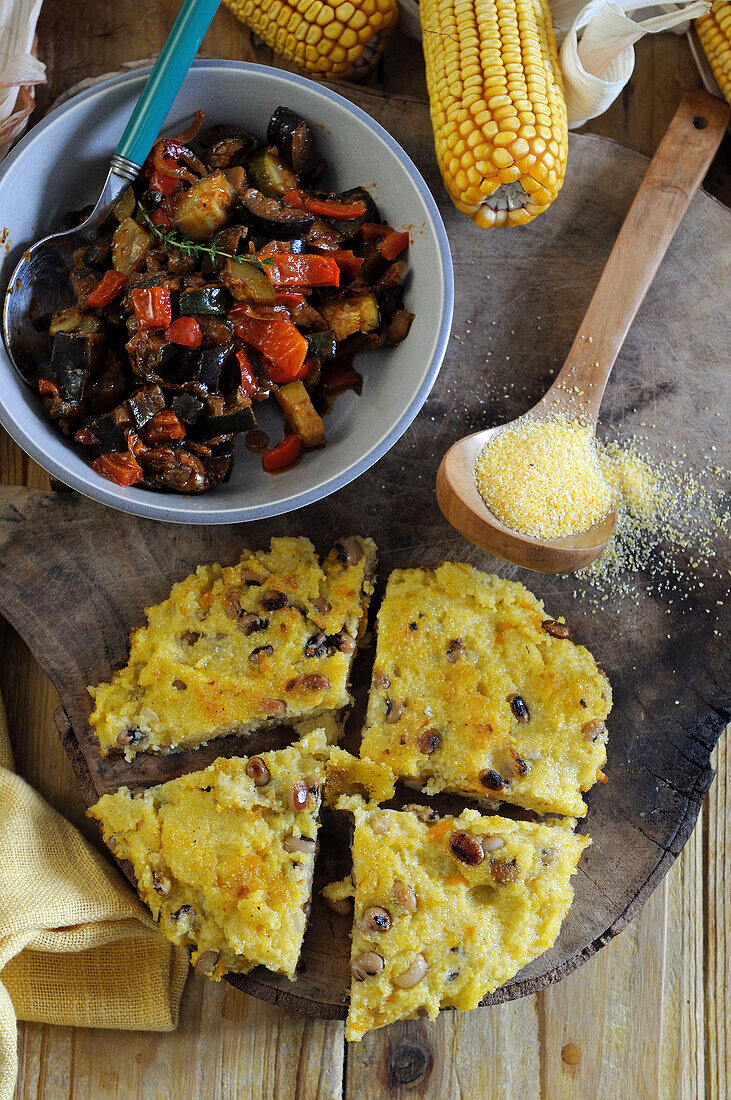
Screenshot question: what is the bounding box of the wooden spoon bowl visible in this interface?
[437,90,729,573]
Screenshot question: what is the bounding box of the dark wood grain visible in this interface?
[0,84,728,1022]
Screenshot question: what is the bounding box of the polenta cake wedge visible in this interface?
[326,799,589,1041]
[360,563,611,818]
[88,731,329,981]
[89,536,376,758]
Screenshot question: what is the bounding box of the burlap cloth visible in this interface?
[0,696,189,1100]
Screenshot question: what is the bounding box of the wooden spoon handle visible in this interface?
[541,89,729,423]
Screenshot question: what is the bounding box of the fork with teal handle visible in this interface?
[2,0,220,384]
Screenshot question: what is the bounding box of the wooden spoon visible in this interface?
[436,90,729,574]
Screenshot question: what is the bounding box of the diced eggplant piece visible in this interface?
[319,293,380,343]
[171,392,206,424]
[199,124,258,152]
[375,261,406,318]
[83,238,112,268]
[49,307,84,335]
[322,186,379,243]
[202,225,247,274]
[275,381,325,448]
[84,413,127,453]
[140,446,209,492]
[306,329,337,359]
[200,452,233,488]
[179,287,233,315]
[88,353,127,414]
[128,384,166,427]
[112,217,151,274]
[203,137,251,171]
[248,149,297,197]
[113,187,135,222]
[71,268,102,308]
[140,188,167,210]
[126,331,179,384]
[197,316,235,347]
[197,343,233,392]
[385,309,415,347]
[238,188,314,240]
[50,332,105,403]
[247,232,306,254]
[192,406,256,439]
[173,172,236,241]
[267,107,321,178]
[306,217,341,252]
[222,257,275,305]
[167,249,197,274]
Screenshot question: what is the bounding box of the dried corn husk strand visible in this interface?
[222,0,399,79]
[0,1,46,159]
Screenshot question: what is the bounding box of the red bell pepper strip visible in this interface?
[232,310,308,381]
[86,270,129,309]
[380,230,410,262]
[90,451,144,487]
[164,316,203,348]
[126,430,147,459]
[329,250,364,280]
[282,189,367,219]
[148,154,180,196]
[131,287,172,332]
[143,410,186,445]
[320,361,362,396]
[360,222,392,239]
[265,253,340,288]
[262,434,301,473]
[235,349,258,397]
[274,290,306,308]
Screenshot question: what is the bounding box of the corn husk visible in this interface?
[0,0,46,159]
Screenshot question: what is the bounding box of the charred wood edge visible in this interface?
[55,702,718,1021]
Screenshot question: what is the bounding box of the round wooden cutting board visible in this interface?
[0,84,727,1020]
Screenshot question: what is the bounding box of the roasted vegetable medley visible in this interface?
[40,107,414,492]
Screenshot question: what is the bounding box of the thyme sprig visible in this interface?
[139,206,271,271]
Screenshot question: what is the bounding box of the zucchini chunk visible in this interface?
[276,381,325,448]
[319,293,380,343]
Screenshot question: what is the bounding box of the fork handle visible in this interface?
[115,0,220,169]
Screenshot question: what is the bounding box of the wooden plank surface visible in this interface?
[2,2,728,1097]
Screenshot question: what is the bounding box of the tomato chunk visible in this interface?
[131,287,172,331]
[150,208,174,232]
[232,308,308,381]
[164,316,203,347]
[38,378,60,398]
[262,434,301,473]
[90,451,144,487]
[265,254,340,288]
[86,270,129,308]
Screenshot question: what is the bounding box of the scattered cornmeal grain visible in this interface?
[474,417,612,539]
[573,437,729,609]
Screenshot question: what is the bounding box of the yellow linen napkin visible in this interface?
[0,697,189,1100]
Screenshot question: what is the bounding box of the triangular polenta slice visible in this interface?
[360,563,611,817]
[89,536,376,758]
[87,731,329,981]
[328,799,589,1041]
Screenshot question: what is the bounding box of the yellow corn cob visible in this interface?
[696,2,731,105]
[223,0,398,79]
[420,0,568,227]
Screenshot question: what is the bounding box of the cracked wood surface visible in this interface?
[2,2,729,1096]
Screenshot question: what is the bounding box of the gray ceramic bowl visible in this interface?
[0,61,453,523]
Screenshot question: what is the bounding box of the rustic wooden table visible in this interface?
[3,3,728,1097]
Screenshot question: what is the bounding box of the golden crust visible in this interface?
[89,536,376,757]
[333,798,589,1041]
[87,731,329,980]
[360,563,611,817]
